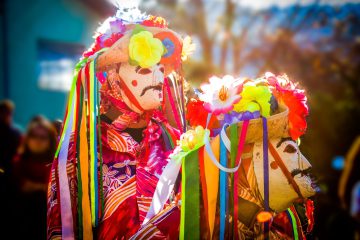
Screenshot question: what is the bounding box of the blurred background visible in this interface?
[1,0,360,239]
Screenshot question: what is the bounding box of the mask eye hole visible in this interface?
[138,68,152,75]
[284,144,297,153]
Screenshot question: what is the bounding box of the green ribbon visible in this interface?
[229,124,239,237]
[180,150,201,239]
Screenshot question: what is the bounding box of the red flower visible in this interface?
[142,15,168,28]
[265,72,308,140]
[186,99,218,129]
[103,33,123,48]
[83,33,124,58]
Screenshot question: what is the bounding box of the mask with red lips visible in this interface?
[118,62,165,113]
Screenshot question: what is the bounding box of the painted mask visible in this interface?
[252,137,316,212]
[117,62,165,113]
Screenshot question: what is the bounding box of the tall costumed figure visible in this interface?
[46,1,194,239]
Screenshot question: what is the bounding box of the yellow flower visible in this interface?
[178,126,209,152]
[233,83,272,117]
[181,36,196,61]
[129,30,164,68]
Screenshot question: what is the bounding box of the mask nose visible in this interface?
[153,65,165,84]
[300,153,312,170]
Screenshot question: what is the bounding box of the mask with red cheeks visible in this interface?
[117,62,165,113]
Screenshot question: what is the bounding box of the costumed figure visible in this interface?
[47,2,194,239]
[169,73,318,239]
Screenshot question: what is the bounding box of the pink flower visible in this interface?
[199,75,242,115]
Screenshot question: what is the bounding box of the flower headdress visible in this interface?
[83,4,195,74]
[186,72,308,141]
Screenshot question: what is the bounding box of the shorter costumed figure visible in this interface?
[164,73,317,239]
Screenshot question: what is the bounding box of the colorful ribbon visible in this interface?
[262,117,270,239]
[219,137,227,240]
[180,150,200,239]
[286,208,299,240]
[164,77,183,133]
[203,137,220,238]
[143,157,182,225]
[233,120,249,239]
[56,58,87,239]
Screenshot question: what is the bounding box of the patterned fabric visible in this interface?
[47,81,180,239]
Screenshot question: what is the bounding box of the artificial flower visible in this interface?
[223,111,260,125]
[142,15,168,28]
[83,19,126,58]
[199,75,242,115]
[109,19,126,34]
[233,83,272,117]
[265,72,308,140]
[181,36,196,61]
[129,30,164,68]
[186,99,218,128]
[178,126,210,152]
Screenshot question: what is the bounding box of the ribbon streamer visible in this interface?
[58,90,76,240]
[219,137,227,240]
[180,150,201,239]
[56,58,87,239]
[143,158,182,225]
[233,120,249,239]
[262,117,270,239]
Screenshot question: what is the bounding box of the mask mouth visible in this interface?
[140,83,163,96]
[292,168,320,192]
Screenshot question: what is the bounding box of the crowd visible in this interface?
[0,99,62,239]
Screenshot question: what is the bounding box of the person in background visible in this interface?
[0,100,22,176]
[12,117,57,239]
[51,119,63,140]
[0,100,22,236]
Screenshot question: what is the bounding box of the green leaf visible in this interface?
[132,25,146,36]
[128,58,139,66]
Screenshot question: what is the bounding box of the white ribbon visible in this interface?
[204,123,242,173]
[58,99,75,240]
[142,159,182,225]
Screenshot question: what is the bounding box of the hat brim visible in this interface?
[227,105,290,143]
[96,25,183,76]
